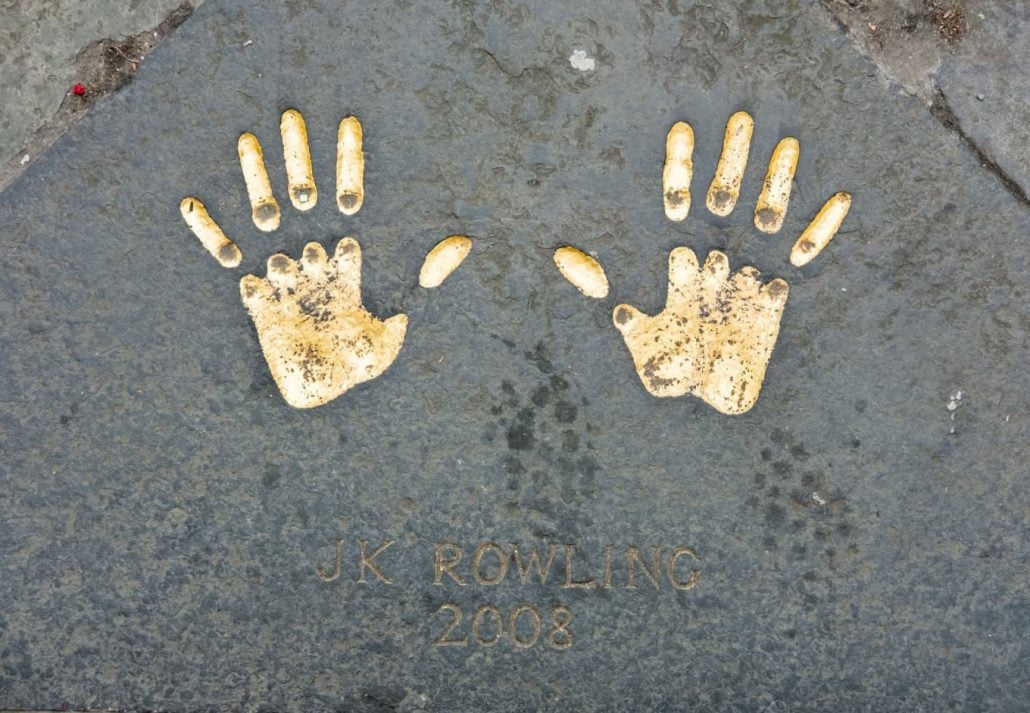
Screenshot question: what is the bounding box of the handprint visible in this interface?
[612,248,788,415]
[554,112,851,415]
[239,239,408,409]
[180,109,471,408]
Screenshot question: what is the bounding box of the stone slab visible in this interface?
[0,1,1027,711]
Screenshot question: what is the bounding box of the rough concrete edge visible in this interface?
[0,2,196,195]
[817,0,1030,207]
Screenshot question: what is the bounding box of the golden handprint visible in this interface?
[180,109,471,408]
[555,112,851,415]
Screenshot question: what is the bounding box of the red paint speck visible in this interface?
[72,83,86,96]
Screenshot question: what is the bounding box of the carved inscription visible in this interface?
[316,538,396,583]
[317,538,700,650]
[433,603,574,650]
[432,541,701,590]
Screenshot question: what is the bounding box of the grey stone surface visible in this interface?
[935,1,1030,197]
[0,0,199,162]
[820,0,1030,199]
[0,1,1027,711]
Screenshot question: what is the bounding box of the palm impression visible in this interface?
[554,111,851,415]
[180,109,472,408]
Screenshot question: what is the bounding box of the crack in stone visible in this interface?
[928,87,1030,207]
[0,2,196,193]
[818,0,1029,208]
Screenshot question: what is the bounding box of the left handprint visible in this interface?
[180,109,472,408]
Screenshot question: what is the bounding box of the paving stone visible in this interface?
[0,1,1026,711]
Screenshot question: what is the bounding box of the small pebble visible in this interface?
[976,94,985,101]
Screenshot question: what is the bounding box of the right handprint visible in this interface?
[553,112,851,415]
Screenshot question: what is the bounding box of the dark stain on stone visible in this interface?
[506,406,535,450]
[262,464,282,488]
[554,400,577,423]
[502,454,523,474]
[531,385,552,407]
[485,361,601,537]
[765,502,786,527]
[524,342,554,374]
[752,426,860,583]
[561,430,579,452]
[756,207,776,227]
[60,401,79,426]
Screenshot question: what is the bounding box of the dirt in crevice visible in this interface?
[928,88,1030,205]
[75,3,194,100]
[922,0,968,42]
[820,0,967,101]
[0,2,195,193]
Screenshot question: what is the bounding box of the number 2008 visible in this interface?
[433,603,574,650]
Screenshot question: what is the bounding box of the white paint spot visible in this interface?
[569,49,595,72]
[947,389,963,434]
[946,390,962,411]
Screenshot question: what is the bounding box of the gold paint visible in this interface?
[419,235,473,288]
[561,544,597,589]
[433,604,469,646]
[511,544,559,585]
[663,121,695,221]
[509,605,543,649]
[553,247,609,299]
[790,191,851,267]
[471,605,503,646]
[237,132,281,231]
[433,542,466,585]
[612,247,789,415]
[280,108,317,210]
[471,542,508,585]
[315,539,344,582]
[357,538,395,584]
[667,546,701,591]
[625,546,662,589]
[179,197,242,268]
[547,605,574,649]
[336,116,364,215]
[706,111,754,217]
[239,238,408,409]
[754,137,800,234]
